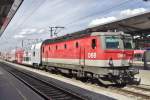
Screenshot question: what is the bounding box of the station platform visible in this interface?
[135,70,150,86]
[0,63,44,100]
[133,61,150,70]
[133,61,150,86]
[1,60,132,100]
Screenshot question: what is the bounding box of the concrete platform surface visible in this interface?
[2,60,134,100]
[0,63,44,100]
[135,70,150,86]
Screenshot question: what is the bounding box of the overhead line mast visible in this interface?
[49,26,65,38]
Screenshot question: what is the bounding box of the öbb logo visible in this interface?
[88,53,96,58]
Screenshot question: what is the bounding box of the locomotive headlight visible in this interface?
[109,58,113,66]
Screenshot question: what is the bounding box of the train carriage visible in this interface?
[22,51,32,65]
[31,42,42,68]
[15,49,24,64]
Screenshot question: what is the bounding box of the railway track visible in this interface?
[128,85,150,92]
[2,61,150,100]
[110,85,150,100]
[2,64,88,100]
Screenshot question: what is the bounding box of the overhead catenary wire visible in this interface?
[9,0,138,36]
[12,0,47,32]
[38,0,133,36]
[0,0,47,46]
[1,0,48,49]
[65,0,131,27]
[64,0,144,33]
[0,0,146,51]
[10,0,131,34]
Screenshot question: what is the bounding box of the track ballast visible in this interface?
[2,63,88,100]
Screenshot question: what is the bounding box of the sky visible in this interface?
[0,0,150,52]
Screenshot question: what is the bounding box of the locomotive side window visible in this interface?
[56,45,58,50]
[76,42,79,48]
[91,39,96,49]
[49,46,50,51]
[64,44,67,49]
[105,36,120,49]
[42,47,44,53]
[124,38,133,49]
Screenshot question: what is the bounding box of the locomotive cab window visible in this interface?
[91,39,96,49]
[105,36,120,49]
[123,38,133,49]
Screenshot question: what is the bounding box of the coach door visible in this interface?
[79,47,85,66]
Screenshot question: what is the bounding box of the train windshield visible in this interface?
[105,36,120,49]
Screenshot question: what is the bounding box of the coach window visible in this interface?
[76,42,79,48]
[23,57,25,61]
[33,51,35,56]
[92,39,96,49]
[64,44,67,49]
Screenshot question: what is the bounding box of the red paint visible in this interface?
[42,36,134,61]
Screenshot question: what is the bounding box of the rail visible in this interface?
[2,63,88,100]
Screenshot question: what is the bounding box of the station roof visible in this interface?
[0,0,23,36]
[88,11,150,36]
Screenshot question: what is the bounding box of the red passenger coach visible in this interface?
[41,32,140,85]
[15,49,24,64]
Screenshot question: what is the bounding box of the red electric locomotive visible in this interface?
[41,31,140,85]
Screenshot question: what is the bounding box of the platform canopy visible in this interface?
[0,0,23,36]
[88,11,150,36]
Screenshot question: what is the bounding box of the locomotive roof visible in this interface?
[42,31,125,45]
[43,30,91,44]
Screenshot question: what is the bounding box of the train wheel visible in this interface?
[76,70,88,82]
[33,63,38,69]
[45,66,48,72]
[33,63,36,68]
[40,66,45,70]
[68,69,73,78]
